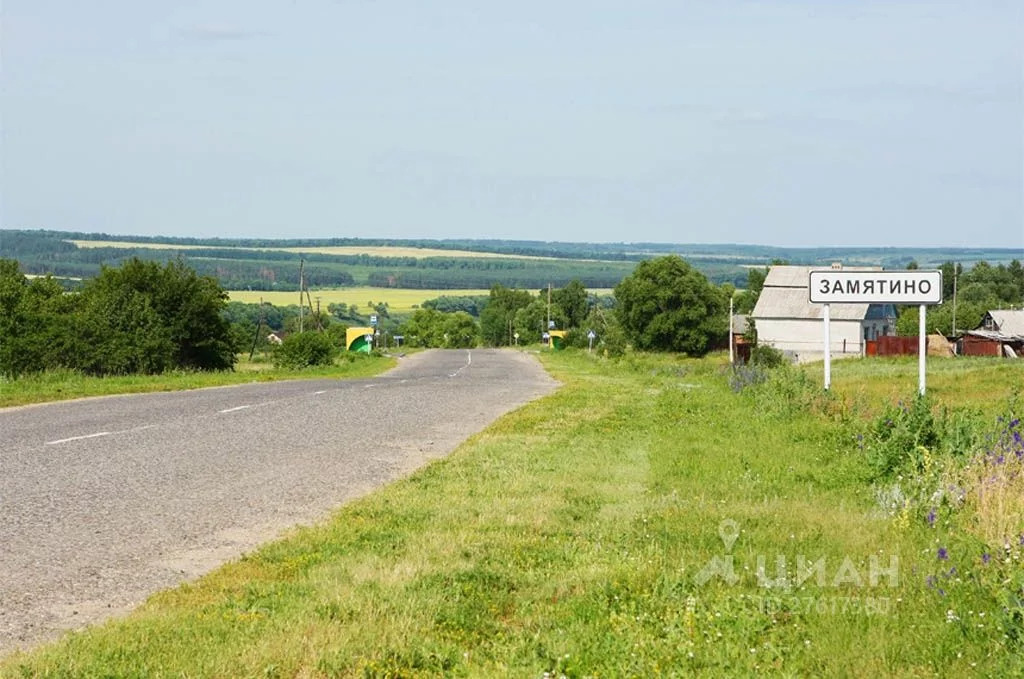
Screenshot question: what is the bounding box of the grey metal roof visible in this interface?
[966,329,1024,342]
[753,287,870,321]
[986,309,1024,336]
[753,265,885,321]
[762,265,881,289]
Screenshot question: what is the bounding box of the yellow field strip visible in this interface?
[227,288,492,312]
[68,240,558,261]
[228,287,614,312]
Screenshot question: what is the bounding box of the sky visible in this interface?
[1,1,1022,248]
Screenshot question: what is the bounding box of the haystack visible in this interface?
[927,333,954,357]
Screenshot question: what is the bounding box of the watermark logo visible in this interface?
[693,519,898,615]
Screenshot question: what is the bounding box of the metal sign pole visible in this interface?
[823,303,831,390]
[729,296,735,365]
[919,303,926,396]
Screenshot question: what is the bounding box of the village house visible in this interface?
[961,309,1024,358]
[751,265,897,361]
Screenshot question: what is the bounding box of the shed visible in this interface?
[961,310,1024,358]
[751,265,897,360]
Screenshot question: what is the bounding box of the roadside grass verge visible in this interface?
[806,355,1021,412]
[0,355,395,408]
[3,353,1021,676]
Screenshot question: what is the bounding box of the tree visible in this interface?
[733,266,768,314]
[83,258,236,371]
[579,306,626,357]
[480,284,534,346]
[399,309,480,348]
[442,311,480,348]
[551,279,588,328]
[614,255,727,356]
[0,260,83,376]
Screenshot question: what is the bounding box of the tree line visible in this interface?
[1,257,235,378]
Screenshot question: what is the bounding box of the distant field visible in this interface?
[69,240,555,261]
[229,287,615,312]
[227,287,493,312]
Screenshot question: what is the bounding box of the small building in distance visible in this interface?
[961,309,1024,358]
[752,265,897,361]
[730,314,752,364]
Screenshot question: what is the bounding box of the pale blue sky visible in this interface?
[2,1,1022,247]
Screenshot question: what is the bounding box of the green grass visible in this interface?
[0,355,395,408]
[3,353,1021,676]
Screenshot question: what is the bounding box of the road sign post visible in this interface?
[919,304,926,395]
[587,329,596,353]
[823,303,831,390]
[809,269,942,395]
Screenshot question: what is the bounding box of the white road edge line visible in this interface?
[219,405,252,414]
[313,390,326,395]
[45,432,111,445]
[449,350,472,378]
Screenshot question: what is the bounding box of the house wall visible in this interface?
[757,318,865,355]
[861,319,892,341]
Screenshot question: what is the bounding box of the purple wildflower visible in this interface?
[982,553,991,564]
[926,575,937,588]
[1010,418,1020,428]
[926,508,937,526]
[938,547,949,560]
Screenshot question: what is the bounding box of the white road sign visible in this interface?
[809,270,942,305]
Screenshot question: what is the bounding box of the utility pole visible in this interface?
[547,283,552,331]
[952,267,958,336]
[298,259,305,333]
[729,295,734,365]
[249,297,265,360]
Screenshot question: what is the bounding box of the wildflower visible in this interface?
[946,609,959,622]
[926,508,937,526]
[982,553,991,564]
[937,547,949,560]
[926,575,937,588]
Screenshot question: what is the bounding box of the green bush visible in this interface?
[273,332,338,369]
[749,344,785,368]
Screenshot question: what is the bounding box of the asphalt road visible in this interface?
[0,349,557,654]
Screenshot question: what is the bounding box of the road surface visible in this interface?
[0,349,557,654]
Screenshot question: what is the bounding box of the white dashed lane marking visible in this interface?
[45,432,111,445]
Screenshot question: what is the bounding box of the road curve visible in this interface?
[0,349,557,654]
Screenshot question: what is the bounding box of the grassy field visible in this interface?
[227,287,493,312]
[3,353,1021,676]
[69,240,554,260]
[0,355,395,409]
